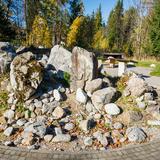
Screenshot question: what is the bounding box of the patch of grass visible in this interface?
[150,65,160,76]
[16,102,25,113]
[136,60,160,76]
[0,91,8,115]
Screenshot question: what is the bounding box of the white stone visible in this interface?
[4,127,13,136]
[118,62,126,77]
[4,110,15,120]
[52,107,64,119]
[147,120,160,126]
[44,135,53,142]
[52,134,71,142]
[53,89,62,101]
[84,137,93,146]
[76,88,88,104]
[105,103,120,116]
[113,122,123,130]
[64,123,75,131]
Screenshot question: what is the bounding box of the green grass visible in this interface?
[0,91,8,115]
[136,60,160,77]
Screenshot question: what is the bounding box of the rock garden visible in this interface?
[0,42,160,152]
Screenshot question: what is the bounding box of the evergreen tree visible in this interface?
[95,4,102,31]
[106,0,123,52]
[149,0,160,56]
[69,0,84,24]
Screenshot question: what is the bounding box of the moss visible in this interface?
[117,74,130,92]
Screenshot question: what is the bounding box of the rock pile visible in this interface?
[0,44,159,151]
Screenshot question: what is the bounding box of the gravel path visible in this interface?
[104,66,160,88]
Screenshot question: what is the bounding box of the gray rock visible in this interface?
[71,47,98,91]
[85,101,95,113]
[147,120,160,126]
[85,78,103,95]
[44,135,53,142]
[52,107,64,119]
[105,103,121,116]
[0,42,16,74]
[126,127,147,143]
[128,111,143,122]
[124,77,150,97]
[4,141,14,146]
[34,101,43,108]
[76,88,88,104]
[42,98,50,104]
[79,119,95,132]
[47,45,72,74]
[24,122,46,138]
[91,87,116,111]
[113,122,123,130]
[10,52,43,100]
[16,119,27,126]
[53,89,62,101]
[4,127,13,136]
[84,137,93,146]
[137,101,146,109]
[93,131,108,146]
[64,123,75,131]
[4,110,15,120]
[55,127,63,135]
[52,134,71,142]
[144,93,154,101]
[94,113,102,120]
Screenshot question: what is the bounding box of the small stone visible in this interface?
[85,101,94,113]
[52,134,71,142]
[113,122,123,130]
[44,135,53,142]
[144,93,154,101]
[84,137,93,146]
[42,98,50,104]
[16,119,27,126]
[4,127,13,136]
[55,127,63,135]
[53,89,62,101]
[11,105,16,111]
[93,131,108,146]
[79,119,94,132]
[94,113,102,120]
[31,112,36,118]
[7,96,14,104]
[137,101,146,109]
[34,101,42,108]
[52,107,64,119]
[29,104,35,112]
[64,123,75,131]
[76,88,88,104]
[126,127,147,143]
[105,103,121,116]
[49,97,55,102]
[4,141,14,146]
[147,120,160,126]
[148,100,157,106]
[4,110,15,120]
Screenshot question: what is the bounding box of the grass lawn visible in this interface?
[136,60,160,77]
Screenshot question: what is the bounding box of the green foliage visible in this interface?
[106,0,123,52]
[28,15,52,48]
[150,65,160,76]
[16,102,25,113]
[149,0,160,57]
[95,4,102,31]
[69,0,84,24]
[0,91,8,114]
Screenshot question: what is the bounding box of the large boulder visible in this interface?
[0,42,16,74]
[47,45,72,73]
[91,87,116,111]
[124,76,150,97]
[71,47,98,91]
[10,52,43,100]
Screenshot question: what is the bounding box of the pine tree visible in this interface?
[106,0,123,52]
[149,0,160,56]
[95,4,102,31]
[69,0,84,24]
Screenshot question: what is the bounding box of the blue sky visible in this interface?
[83,0,133,23]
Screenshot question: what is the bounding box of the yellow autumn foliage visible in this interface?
[67,16,85,48]
[92,29,109,51]
[27,15,52,48]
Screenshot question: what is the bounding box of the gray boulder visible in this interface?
[47,45,72,73]
[71,47,98,91]
[85,78,103,96]
[0,42,16,73]
[91,87,116,111]
[124,76,150,97]
[126,127,147,143]
[10,52,43,100]
[52,134,71,142]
